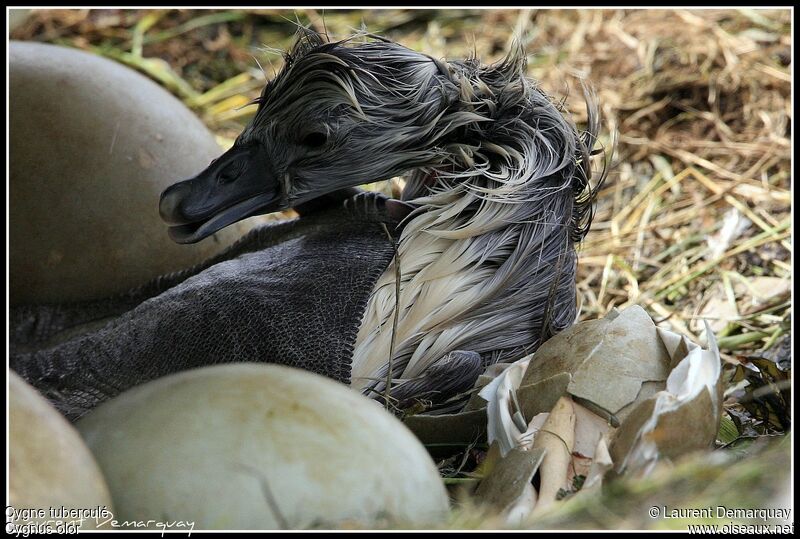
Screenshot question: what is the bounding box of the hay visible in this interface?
[10,7,792,530]
[12,9,790,356]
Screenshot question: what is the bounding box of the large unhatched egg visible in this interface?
[76,363,450,530]
[9,372,114,531]
[8,8,30,31]
[9,41,254,305]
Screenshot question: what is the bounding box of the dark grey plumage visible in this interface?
[11,195,399,420]
[382,350,483,411]
[11,29,607,418]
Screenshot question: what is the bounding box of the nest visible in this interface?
[10,8,792,529]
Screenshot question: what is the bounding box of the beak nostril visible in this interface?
[160,142,276,238]
[218,171,238,185]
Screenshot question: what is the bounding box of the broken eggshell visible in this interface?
[474,444,545,526]
[520,305,673,424]
[609,321,723,475]
[530,396,576,515]
[473,306,723,521]
[478,358,532,456]
[477,306,672,459]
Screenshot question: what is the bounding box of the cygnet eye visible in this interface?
[301,131,328,148]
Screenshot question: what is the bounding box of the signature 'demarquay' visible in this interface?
[94,515,196,535]
[5,505,195,537]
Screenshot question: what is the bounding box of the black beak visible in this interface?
[159,143,283,244]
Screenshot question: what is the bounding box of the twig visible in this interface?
[381,223,402,411]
